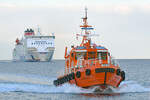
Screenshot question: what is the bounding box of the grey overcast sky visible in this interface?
[0,0,150,60]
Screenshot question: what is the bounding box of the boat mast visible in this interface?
[79,7,93,47]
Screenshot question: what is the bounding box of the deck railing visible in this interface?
[76,58,118,69]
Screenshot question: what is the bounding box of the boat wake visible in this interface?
[0,82,91,93]
[0,76,149,94]
[112,81,150,93]
[0,73,149,94]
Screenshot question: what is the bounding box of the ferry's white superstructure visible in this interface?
[13,28,55,62]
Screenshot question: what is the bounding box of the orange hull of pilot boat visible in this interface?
[54,8,125,91]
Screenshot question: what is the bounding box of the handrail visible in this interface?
[76,59,103,68]
[76,58,118,69]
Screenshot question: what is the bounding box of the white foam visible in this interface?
[52,83,92,93]
[0,76,150,94]
[0,73,91,93]
[112,81,150,93]
[0,82,93,93]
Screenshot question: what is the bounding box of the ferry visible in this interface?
[13,28,55,62]
[53,8,125,92]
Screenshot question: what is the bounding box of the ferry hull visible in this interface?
[13,51,54,62]
[13,30,55,62]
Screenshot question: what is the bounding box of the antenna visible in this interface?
[37,26,41,35]
[52,32,55,36]
[85,7,88,19]
[82,7,88,26]
[78,7,97,46]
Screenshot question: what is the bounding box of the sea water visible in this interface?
[0,59,149,100]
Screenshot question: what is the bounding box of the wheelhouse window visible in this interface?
[76,52,86,59]
[101,52,107,60]
[88,52,96,59]
[76,52,108,60]
[97,52,107,60]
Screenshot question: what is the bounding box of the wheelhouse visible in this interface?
[64,45,118,74]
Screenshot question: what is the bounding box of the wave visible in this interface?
[0,73,149,94]
[0,73,53,85]
[0,80,149,94]
[112,81,150,93]
[0,82,91,93]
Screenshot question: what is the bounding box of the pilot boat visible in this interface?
[53,8,125,91]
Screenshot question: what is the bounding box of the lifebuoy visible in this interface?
[85,69,91,76]
[116,69,121,75]
[76,71,81,78]
[121,71,125,81]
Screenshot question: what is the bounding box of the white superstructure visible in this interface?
[13,28,55,62]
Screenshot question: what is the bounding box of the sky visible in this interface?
[0,0,150,60]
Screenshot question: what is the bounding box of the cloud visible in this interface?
[86,4,150,15]
[113,5,133,14]
[0,3,16,8]
[0,3,150,59]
